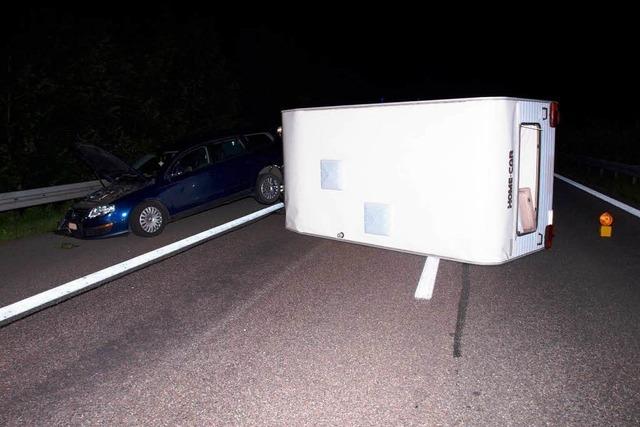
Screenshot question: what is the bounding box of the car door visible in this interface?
[160,146,214,213]
[207,138,253,197]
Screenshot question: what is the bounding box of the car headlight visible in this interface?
[88,204,116,218]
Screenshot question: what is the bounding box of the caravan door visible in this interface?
[512,101,555,258]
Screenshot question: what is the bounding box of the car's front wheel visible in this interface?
[131,201,168,237]
[255,172,282,204]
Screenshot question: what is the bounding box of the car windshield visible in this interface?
[133,151,177,177]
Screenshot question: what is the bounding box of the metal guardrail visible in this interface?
[561,154,640,183]
[0,181,102,212]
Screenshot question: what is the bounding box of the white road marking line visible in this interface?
[0,202,284,325]
[555,174,640,219]
[415,256,440,300]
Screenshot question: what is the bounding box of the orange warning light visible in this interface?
[599,212,614,226]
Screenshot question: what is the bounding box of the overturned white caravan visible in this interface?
[281,97,558,297]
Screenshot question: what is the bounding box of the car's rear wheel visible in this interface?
[131,201,168,237]
[255,173,282,204]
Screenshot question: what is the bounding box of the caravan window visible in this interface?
[517,123,541,235]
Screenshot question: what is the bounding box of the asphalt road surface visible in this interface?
[1,180,639,425]
[0,197,269,307]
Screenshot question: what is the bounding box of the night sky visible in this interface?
[212,10,640,156]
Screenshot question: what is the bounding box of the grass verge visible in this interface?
[0,201,73,241]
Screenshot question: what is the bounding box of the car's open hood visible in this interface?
[76,144,144,182]
[74,180,150,208]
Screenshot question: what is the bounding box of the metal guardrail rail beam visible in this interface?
[0,181,102,212]
[561,154,640,178]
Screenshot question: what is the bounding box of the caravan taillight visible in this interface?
[544,224,554,249]
[550,102,560,127]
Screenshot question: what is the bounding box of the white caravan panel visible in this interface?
[282,97,556,265]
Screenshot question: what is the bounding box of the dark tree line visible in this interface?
[2,9,243,192]
[1,9,375,193]
[558,115,640,163]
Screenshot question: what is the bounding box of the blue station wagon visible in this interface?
[59,131,283,238]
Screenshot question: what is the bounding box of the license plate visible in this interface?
[68,222,78,231]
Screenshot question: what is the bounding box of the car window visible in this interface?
[171,146,209,176]
[160,151,178,165]
[244,133,274,151]
[208,139,245,162]
[132,154,157,174]
[134,151,178,176]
